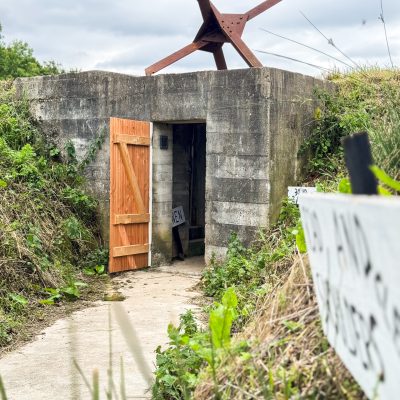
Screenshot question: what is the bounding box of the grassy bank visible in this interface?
[0,82,107,349]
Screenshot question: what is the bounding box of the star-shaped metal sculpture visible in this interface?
[145,0,282,75]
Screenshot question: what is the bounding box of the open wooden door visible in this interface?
[109,117,151,273]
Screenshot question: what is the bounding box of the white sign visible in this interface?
[172,206,185,228]
[288,186,317,205]
[299,194,400,400]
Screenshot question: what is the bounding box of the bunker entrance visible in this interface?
[172,123,206,260]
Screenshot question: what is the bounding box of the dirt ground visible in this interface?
[0,257,204,400]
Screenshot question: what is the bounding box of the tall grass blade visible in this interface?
[112,303,153,387]
[92,370,100,400]
[107,306,113,400]
[73,359,93,396]
[0,376,8,400]
[120,357,127,400]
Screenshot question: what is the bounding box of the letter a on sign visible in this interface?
[109,117,151,273]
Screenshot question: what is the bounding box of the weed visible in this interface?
[153,288,242,400]
[301,69,400,179]
[152,311,204,400]
[40,281,88,305]
[0,83,105,348]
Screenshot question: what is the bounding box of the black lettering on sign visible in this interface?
[333,212,372,278]
[367,316,385,382]
[344,299,360,357]
[393,308,400,357]
[340,214,360,274]
[374,273,390,330]
[334,212,349,274]
[300,206,324,254]
[353,216,372,278]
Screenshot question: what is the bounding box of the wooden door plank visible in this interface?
[113,244,150,258]
[117,225,137,268]
[115,134,151,146]
[118,142,146,214]
[115,213,150,225]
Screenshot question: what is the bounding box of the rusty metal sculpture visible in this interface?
[145,0,282,75]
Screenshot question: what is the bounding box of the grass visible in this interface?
[305,67,400,179]
[0,81,107,349]
[152,67,400,399]
[152,196,364,399]
[195,256,365,399]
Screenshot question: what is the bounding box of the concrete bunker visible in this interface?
[14,67,330,269]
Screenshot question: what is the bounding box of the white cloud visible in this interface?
[0,0,399,76]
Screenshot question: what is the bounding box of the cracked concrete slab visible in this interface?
[0,257,204,400]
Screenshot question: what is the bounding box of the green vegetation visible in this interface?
[153,68,399,399]
[153,288,247,400]
[153,199,364,399]
[304,68,400,179]
[0,83,106,348]
[0,24,62,80]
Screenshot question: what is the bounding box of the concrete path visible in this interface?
[0,258,203,400]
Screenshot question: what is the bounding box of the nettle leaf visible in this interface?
[83,267,95,276]
[189,340,212,364]
[49,147,60,157]
[95,265,105,274]
[40,299,56,305]
[160,374,176,386]
[0,179,7,188]
[44,287,59,296]
[61,285,80,298]
[9,293,28,305]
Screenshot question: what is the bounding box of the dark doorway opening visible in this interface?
[172,123,206,259]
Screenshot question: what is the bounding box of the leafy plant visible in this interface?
[299,90,346,175]
[83,265,106,276]
[8,293,28,306]
[40,281,88,305]
[338,177,352,194]
[153,288,241,400]
[152,311,204,400]
[0,83,104,349]
[209,287,238,350]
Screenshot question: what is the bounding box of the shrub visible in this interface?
[0,83,104,348]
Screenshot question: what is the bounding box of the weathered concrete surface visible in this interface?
[14,68,331,262]
[0,259,203,400]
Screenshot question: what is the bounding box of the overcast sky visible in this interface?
[0,0,399,77]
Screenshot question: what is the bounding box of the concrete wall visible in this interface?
[152,123,173,265]
[14,68,329,264]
